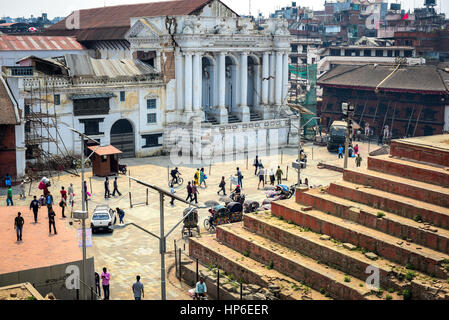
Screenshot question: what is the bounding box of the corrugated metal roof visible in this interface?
[44,0,224,41]
[0,35,85,51]
[64,54,158,77]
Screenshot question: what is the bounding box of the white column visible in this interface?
[184,52,193,112]
[253,64,261,108]
[240,52,248,107]
[262,52,269,106]
[282,53,289,104]
[213,61,218,107]
[275,52,283,106]
[175,49,184,111]
[193,52,201,111]
[218,53,226,108]
[269,53,275,105]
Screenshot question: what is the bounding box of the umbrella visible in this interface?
[277,185,289,192]
[204,200,220,208]
[28,27,37,32]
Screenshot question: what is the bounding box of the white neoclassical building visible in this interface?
[125,7,295,155]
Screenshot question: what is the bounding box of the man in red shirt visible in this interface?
[60,186,67,218]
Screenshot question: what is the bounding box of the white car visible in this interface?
[90,205,117,233]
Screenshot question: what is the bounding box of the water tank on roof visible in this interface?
[425,0,436,6]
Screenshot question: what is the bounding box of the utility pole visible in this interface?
[342,103,354,169]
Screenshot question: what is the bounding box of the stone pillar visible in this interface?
[236,52,250,122]
[175,49,184,111]
[193,52,201,111]
[275,51,283,106]
[262,52,269,106]
[269,53,275,105]
[282,53,289,104]
[253,64,261,109]
[184,52,193,112]
[215,52,228,124]
[240,52,248,108]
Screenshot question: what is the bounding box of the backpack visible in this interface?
[46,195,52,205]
[194,172,198,180]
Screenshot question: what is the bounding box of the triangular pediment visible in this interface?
[126,18,164,40]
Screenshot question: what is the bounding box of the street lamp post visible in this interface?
[67,127,102,300]
[342,103,355,169]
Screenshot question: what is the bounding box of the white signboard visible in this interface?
[78,228,92,248]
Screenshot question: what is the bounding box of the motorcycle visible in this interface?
[264,184,295,204]
[119,164,127,175]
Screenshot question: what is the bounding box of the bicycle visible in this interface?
[168,173,184,188]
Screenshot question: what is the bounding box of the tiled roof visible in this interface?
[44,0,224,41]
[0,35,85,51]
[88,145,123,156]
[318,64,449,94]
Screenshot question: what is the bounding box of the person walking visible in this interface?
[355,154,363,168]
[46,191,54,215]
[29,196,40,223]
[253,156,259,175]
[257,166,265,190]
[354,144,359,156]
[186,182,194,202]
[60,186,67,218]
[83,181,88,201]
[6,186,13,206]
[170,184,175,206]
[236,167,243,188]
[19,180,26,199]
[132,275,144,300]
[194,169,200,186]
[199,168,207,188]
[269,169,275,186]
[48,207,57,235]
[104,177,111,199]
[68,183,74,207]
[338,145,344,159]
[217,177,226,196]
[116,208,125,224]
[94,272,101,298]
[14,212,24,242]
[192,182,199,204]
[101,267,111,300]
[112,177,121,197]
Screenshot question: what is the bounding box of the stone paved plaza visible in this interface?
[0,142,372,300]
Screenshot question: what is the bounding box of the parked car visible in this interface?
[90,205,117,233]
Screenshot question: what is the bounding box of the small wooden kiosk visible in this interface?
[88,145,122,177]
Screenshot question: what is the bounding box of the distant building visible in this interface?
[318,63,449,138]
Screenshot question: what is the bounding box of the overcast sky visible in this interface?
[1,0,447,19]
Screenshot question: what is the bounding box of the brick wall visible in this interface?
[0,125,17,179]
[162,51,175,83]
[390,140,449,167]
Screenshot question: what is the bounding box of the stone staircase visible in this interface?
[250,111,263,122]
[189,137,449,300]
[203,114,219,125]
[228,114,241,124]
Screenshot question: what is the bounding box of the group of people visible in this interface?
[104,177,122,199]
[253,156,284,190]
[337,144,363,167]
[94,268,145,300]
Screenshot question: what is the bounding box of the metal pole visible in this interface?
[196,259,199,283]
[174,240,178,279]
[297,114,301,186]
[240,282,243,300]
[81,139,86,300]
[344,112,351,169]
[160,193,166,300]
[217,269,220,300]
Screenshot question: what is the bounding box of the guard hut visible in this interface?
[88,145,122,177]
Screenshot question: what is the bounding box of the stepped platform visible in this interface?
[215,223,387,300]
[297,188,449,254]
[368,155,449,188]
[328,180,449,230]
[187,135,449,299]
[189,234,329,300]
[272,199,449,278]
[343,169,449,209]
[390,135,449,167]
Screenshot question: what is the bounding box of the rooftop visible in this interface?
[88,145,122,156]
[44,0,232,41]
[0,35,85,51]
[318,64,449,94]
[0,206,81,275]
